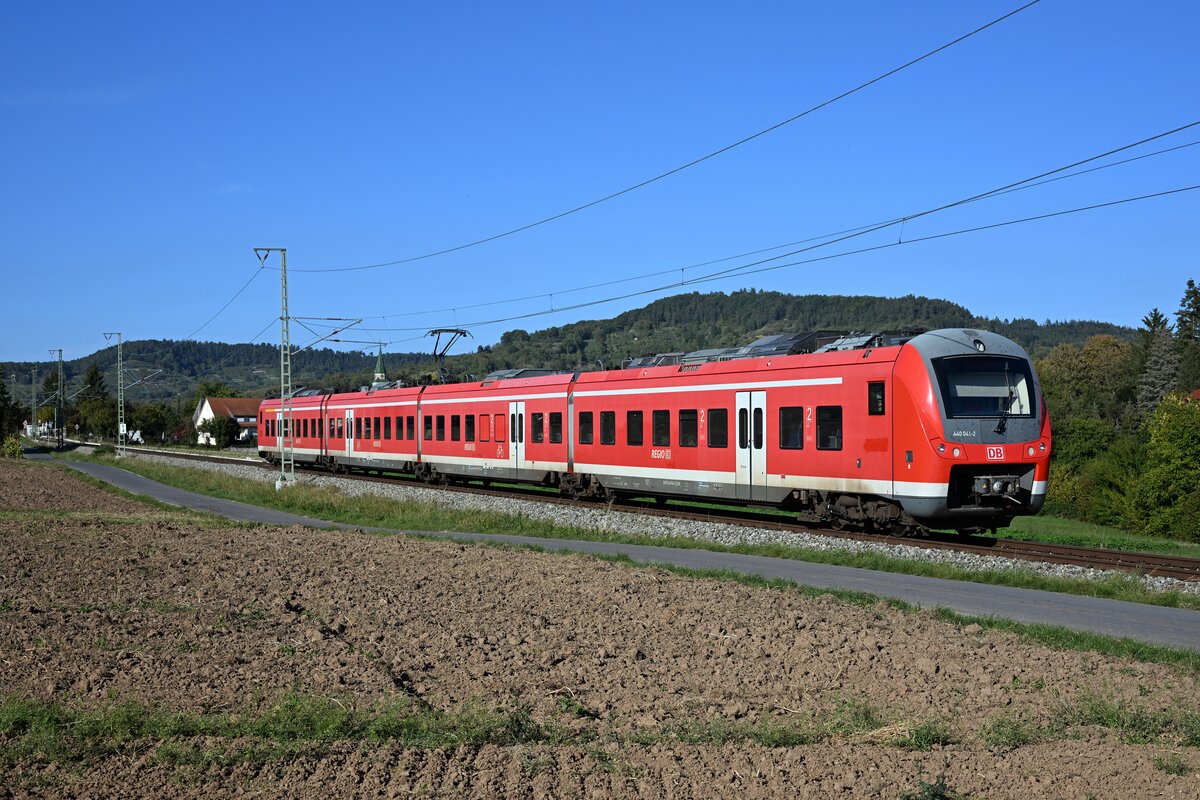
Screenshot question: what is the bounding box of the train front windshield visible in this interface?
[932,356,1035,419]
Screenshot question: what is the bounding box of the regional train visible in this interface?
[258,328,1051,534]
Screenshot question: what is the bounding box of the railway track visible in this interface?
[61,440,1200,583]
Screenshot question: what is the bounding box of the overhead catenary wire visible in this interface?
[325,128,1199,328]
[282,0,1045,274]
[357,182,1199,342]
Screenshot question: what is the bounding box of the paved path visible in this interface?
[38,454,1200,651]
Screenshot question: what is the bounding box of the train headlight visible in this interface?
[1039,442,1046,452]
[1027,446,1035,456]
[937,444,945,454]
[952,447,961,457]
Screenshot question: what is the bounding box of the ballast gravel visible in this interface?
[133,451,1200,595]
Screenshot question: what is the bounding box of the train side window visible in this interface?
[329,418,335,438]
[652,410,670,446]
[465,414,475,442]
[494,414,505,442]
[406,416,415,440]
[383,416,391,440]
[816,406,842,450]
[738,408,748,449]
[374,417,381,439]
[779,406,804,449]
[868,382,885,415]
[753,408,763,450]
[549,412,562,443]
[679,409,698,447]
[395,416,402,440]
[531,413,544,443]
[626,410,643,446]
[436,415,446,441]
[337,417,343,439]
[355,417,362,440]
[423,415,432,440]
[707,408,728,448]
[479,414,490,442]
[451,415,461,441]
[578,411,593,444]
[600,411,615,445]
[300,418,307,438]
[368,417,376,440]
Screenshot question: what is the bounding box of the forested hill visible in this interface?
[9,291,1132,401]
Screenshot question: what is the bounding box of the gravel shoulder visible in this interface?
[2,457,1198,798]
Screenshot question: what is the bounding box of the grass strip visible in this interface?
[68,452,1200,614]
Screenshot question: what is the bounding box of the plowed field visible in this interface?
[1,458,1197,798]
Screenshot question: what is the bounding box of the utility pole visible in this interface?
[255,247,293,488]
[49,349,63,448]
[103,332,125,456]
[29,369,37,439]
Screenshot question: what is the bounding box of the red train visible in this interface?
[258,328,1051,533]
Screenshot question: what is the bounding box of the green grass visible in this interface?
[1005,515,1200,558]
[980,693,1200,751]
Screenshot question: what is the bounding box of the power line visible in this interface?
[314,122,1200,334]
[364,182,1198,341]
[284,0,1045,274]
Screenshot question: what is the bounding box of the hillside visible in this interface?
[8,291,1133,402]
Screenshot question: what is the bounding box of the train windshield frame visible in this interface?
[931,355,1035,419]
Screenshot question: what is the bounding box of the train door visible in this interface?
[508,401,525,473]
[735,390,767,501]
[275,411,284,457]
[345,409,355,459]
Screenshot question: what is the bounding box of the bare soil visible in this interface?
[1,458,1197,798]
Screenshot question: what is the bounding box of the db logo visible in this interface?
[986,446,1005,461]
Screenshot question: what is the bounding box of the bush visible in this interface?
[1,435,22,459]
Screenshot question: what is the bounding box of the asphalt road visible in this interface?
[33,454,1200,651]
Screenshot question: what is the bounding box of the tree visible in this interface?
[1131,394,1200,540]
[1137,327,1180,417]
[198,415,240,449]
[0,365,19,435]
[79,362,108,401]
[1176,279,1200,342]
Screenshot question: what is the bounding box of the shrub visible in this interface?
[1,435,21,459]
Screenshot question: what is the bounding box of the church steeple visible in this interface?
[373,345,387,383]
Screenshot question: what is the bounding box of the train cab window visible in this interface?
[479,414,490,442]
[423,415,433,440]
[600,411,616,445]
[626,410,643,446]
[465,414,475,442]
[355,417,362,440]
[652,410,670,447]
[780,407,804,449]
[436,416,446,441]
[578,411,593,445]
[384,416,391,440]
[868,382,885,415]
[406,416,415,440]
[816,406,842,450]
[753,408,764,450]
[549,412,562,443]
[531,413,544,443]
[679,409,698,447]
[494,414,505,442]
[707,408,728,448]
[451,415,461,441]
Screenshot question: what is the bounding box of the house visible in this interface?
[193,396,263,445]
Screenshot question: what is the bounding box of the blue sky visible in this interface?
[2,1,1197,366]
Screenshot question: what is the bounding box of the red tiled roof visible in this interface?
[205,397,264,418]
